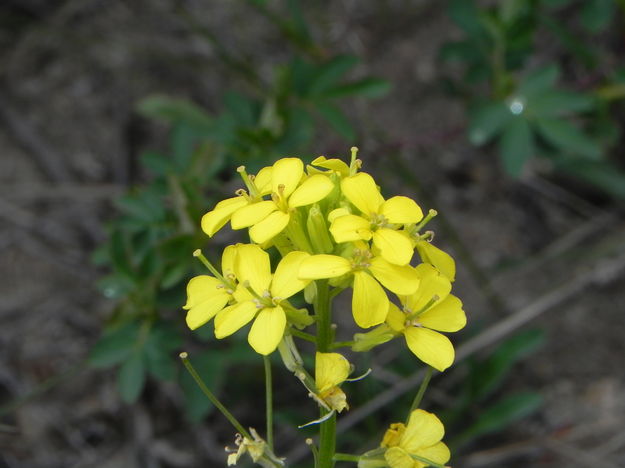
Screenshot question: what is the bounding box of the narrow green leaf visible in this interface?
[140,152,172,176]
[224,91,258,126]
[462,392,542,441]
[307,55,359,97]
[581,0,614,33]
[535,118,602,159]
[554,158,625,199]
[89,322,141,368]
[449,0,485,36]
[118,351,147,403]
[136,95,213,130]
[472,330,545,399]
[499,117,534,176]
[528,90,595,117]
[315,102,356,141]
[322,78,391,99]
[518,65,560,97]
[468,101,513,145]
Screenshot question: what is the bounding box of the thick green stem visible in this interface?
[264,355,274,450]
[409,366,433,416]
[314,279,335,468]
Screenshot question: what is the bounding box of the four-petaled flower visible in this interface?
[381,409,450,468]
[330,172,423,265]
[214,244,311,355]
[299,243,420,328]
[314,352,351,413]
[230,158,334,244]
[386,264,466,371]
[183,244,239,330]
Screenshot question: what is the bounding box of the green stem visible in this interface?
[409,366,433,416]
[289,328,317,343]
[264,355,274,450]
[333,453,362,462]
[314,279,336,468]
[179,352,250,439]
[330,341,355,349]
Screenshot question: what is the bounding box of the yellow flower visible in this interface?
[386,264,466,371]
[230,158,334,244]
[308,155,350,177]
[214,244,311,355]
[314,352,351,413]
[201,165,273,237]
[299,245,420,328]
[183,245,239,330]
[382,409,450,468]
[330,172,423,265]
[414,240,456,282]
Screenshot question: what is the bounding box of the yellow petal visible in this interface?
[330,214,372,243]
[384,447,415,468]
[185,293,230,330]
[404,327,455,371]
[315,352,351,393]
[183,275,227,309]
[341,172,384,216]
[248,306,286,355]
[230,200,277,229]
[415,241,456,282]
[299,254,352,279]
[214,301,258,338]
[249,211,290,244]
[271,251,311,299]
[352,271,389,328]
[311,156,350,176]
[201,196,248,236]
[234,244,272,295]
[416,442,451,465]
[254,166,273,195]
[386,303,406,333]
[328,207,351,222]
[401,409,446,453]
[272,158,303,198]
[372,228,414,266]
[379,196,424,224]
[369,256,420,295]
[288,174,334,208]
[221,244,238,278]
[232,282,254,303]
[418,295,466,332]
[403,264,451,314]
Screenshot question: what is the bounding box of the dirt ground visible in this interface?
[1,1,625,467]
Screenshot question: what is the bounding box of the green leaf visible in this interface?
[180,350,224,422]
[140,152,172,176]
[224,91,258,127]
[581,0,614,33]
[307,55,359,97]
[518,65,560,97]
[171,124,200,172]
[136,95,213,131]
[540,14,597,68]
[275,107,314,153]
[554,158,625,199]
[463,392,542,440]
[315,102,356,141]
[528,90,595,117]
[472,329,545,400]
[439,40,484,65]
[535,118,602,159]
[499,0,528,24]
[96,274,135,299]
[468,101,513,145]
[89,322,141,368]
[145,325,181,381]
[449,0,485,36]
[290,58,316,97]
[118,351,147,403]
[321,78,391,99]
[108,229,136,278]
[499,117,534,176]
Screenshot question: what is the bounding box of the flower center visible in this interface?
[350,248,373,270]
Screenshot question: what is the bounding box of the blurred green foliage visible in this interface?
[442,0,625,198]
[90,0,389,417]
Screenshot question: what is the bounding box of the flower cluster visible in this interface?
[183,149,466,466]
[186,150,465,367]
